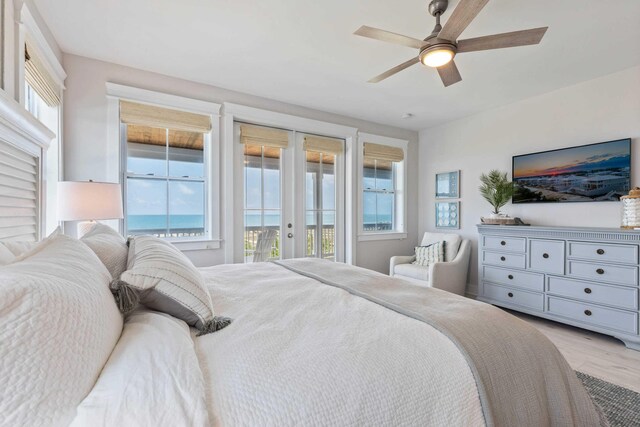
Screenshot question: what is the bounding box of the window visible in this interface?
[121,101,212,240]
[304,135,342,261]
[24,41,63,236]
[359,134,408,240]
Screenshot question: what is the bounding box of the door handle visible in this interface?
[287,233,293,238]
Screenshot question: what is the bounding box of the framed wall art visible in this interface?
[435,201,460,229]
[436,170,460,198]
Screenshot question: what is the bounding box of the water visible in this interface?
[127,213,392,231]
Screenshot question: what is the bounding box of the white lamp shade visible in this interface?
[57,181,124,221]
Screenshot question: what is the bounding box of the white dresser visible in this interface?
[477,225,640,350]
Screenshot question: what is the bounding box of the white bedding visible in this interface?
[196,262,485,426]
[72,309,210,427]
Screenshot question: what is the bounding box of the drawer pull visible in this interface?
[508,292,514,298]
[542,253,549,259]
[596,268,604,275]
[508,274,514,280]
[500,240,506,246]
[500,256,506,261]
[596,248,605,255]
[584,309,592,316]
[584,288,592,294]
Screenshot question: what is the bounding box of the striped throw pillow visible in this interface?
[412,241,445,266]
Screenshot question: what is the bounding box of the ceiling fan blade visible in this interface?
[457,27,548,52]
[354,26,426,49]
[437,60,462,87]
[438,0,490,42]
[368,57,420,83]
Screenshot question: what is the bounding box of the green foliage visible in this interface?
[479,170,514,214]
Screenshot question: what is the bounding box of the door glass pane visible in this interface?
[322,157,335,210]
[168,130,204,178]
[127,178,168,236]
[243,143,281,263]
[244,144,262,210]
[126,125,167,176]
[322,211,335,260]
[263,146,281,210]
[168,180,205,237]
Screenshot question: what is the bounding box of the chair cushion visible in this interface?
[394,264,430,282]
[413,241,444,267]
[421,232,462,262]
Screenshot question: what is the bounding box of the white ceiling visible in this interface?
[35,0,640,131]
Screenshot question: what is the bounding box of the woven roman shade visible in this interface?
[24,42,61,107]
[120,101,212,133]
[363,142,404,162]
[239,124,289,148]
[0,140,39,241]
[303,135,344,155]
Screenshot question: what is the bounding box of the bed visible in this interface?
[73,258,604,427]
[0,125,605,426]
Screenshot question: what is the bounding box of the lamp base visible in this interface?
[77,220,97,238]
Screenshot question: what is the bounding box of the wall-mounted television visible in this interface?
[512,138,631,203]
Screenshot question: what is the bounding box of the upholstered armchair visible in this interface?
[390,232,471,296]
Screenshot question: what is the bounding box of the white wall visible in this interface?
[419,66,640,295]
[62,53,419,271]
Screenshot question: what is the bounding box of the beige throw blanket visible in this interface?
[275,258,606,427]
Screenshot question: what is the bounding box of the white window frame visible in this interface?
[223,103,357,264]
[357,132,408,241]
[106,83,222,251]
[19,4,66,236]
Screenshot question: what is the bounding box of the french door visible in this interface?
[234,122,345,263]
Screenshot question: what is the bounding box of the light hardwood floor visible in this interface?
[506,310,640,393]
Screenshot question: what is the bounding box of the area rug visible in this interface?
[577,371,640,426]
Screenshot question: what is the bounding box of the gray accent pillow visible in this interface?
[120,235,230,335]
[412,241,445,267]
[81,223,128,280]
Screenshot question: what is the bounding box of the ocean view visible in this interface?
[127,213,392,231]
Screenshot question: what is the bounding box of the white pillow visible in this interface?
[0,227,61,265]
[421,232,462,262]
[81,223,128,279]
[0,234,123,426]
[413,241,445,267]
[120,235,231,335]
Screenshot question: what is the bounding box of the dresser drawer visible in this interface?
[567,260,638,287]
[568,241,638,264]
[482,235,526,252]
[483,266,544,292]
[547,276,639,310]
[483,283,543,311]
[547,296,638,335]
[482,251,526,269]
[529,239,565,274]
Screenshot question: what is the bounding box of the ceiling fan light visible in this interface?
[421,48,455,67]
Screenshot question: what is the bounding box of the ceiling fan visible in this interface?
[354,0,548,87]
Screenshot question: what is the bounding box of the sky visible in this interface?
[513,139,630,178]
[127,151,394,227]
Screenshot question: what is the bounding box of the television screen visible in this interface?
[512,138,631,203]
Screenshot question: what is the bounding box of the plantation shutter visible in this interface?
[239,124,289,148]
[0,140,39,241]
[120,101,212,133]
[24,41,61,107]
[363,142,404,162]
[303,135,344,155]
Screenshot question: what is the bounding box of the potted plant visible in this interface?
[479,170,514,218]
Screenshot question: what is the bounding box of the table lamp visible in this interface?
[57,180,124,237]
